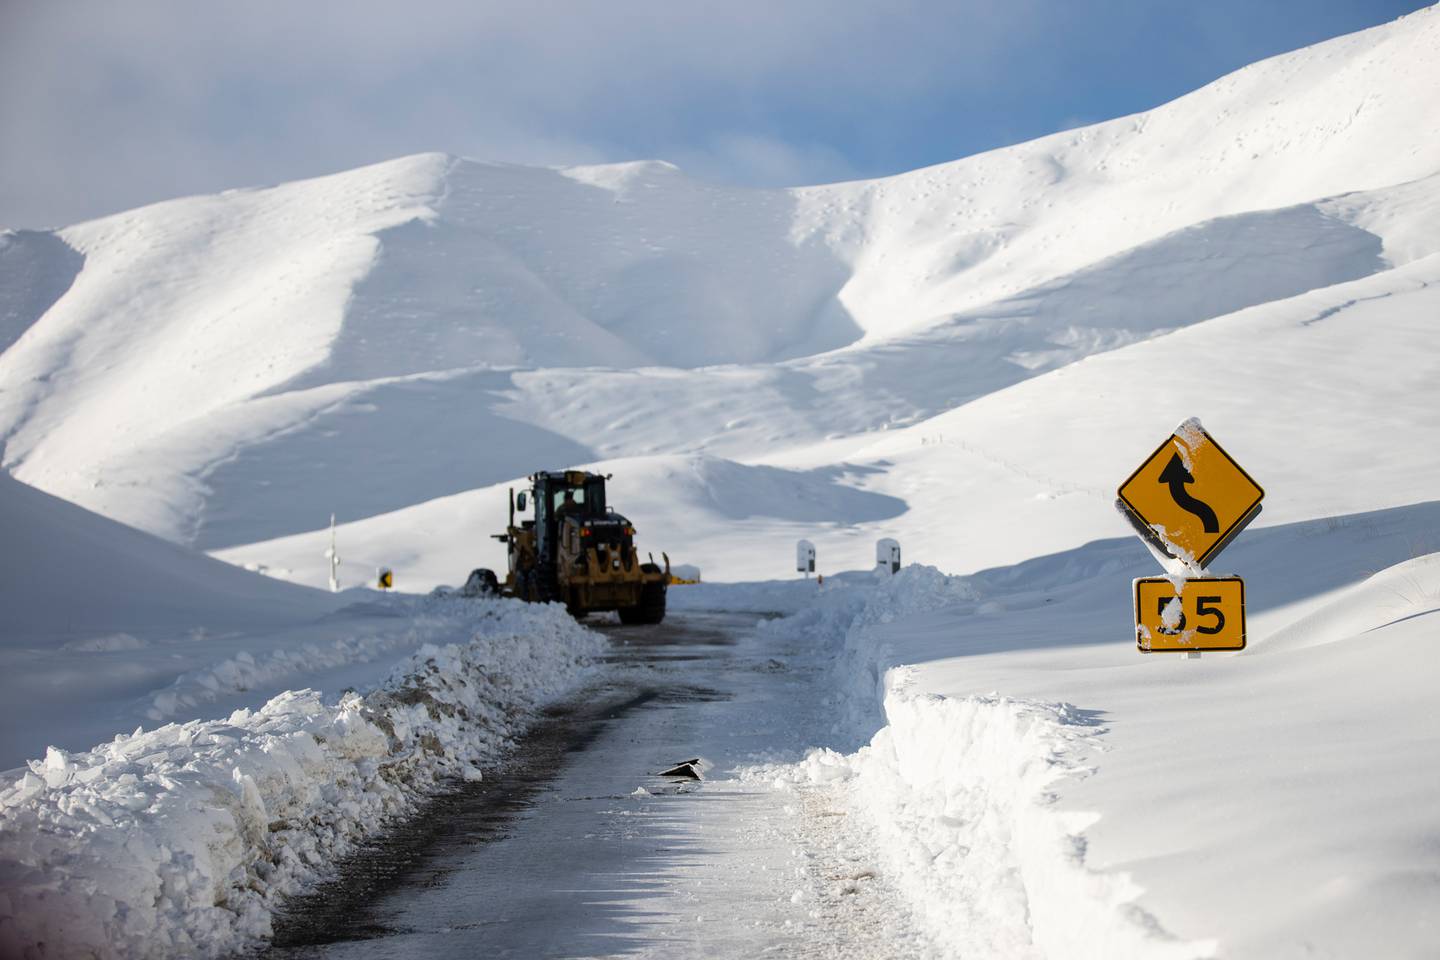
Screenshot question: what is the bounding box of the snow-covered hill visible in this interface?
[5,7,1440,959]
[3,5,1439,578]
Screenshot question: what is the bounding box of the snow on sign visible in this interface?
[1116,419,1264,569]
[1134,576,1246,652]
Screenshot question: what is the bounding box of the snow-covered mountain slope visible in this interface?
[2,6,1439,566]
[0,471,332,641]
[217,248,1440,586]
[0,471,342,765]
[0,470,541,772]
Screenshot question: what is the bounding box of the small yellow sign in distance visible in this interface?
[1134,577,1245,652]
[1117,420,1263,569]
[377,569,393,590]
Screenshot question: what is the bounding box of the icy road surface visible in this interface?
[263,612,933,960]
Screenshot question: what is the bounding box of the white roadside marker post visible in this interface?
[796,540,816,580]
[325,513,341,593]
[876,538,901,575]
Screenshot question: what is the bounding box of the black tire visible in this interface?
[461,568,500,597]
[618,569,666,625]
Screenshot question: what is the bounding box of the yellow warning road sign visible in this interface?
[377,568,393,590]
[1117,420,1263,569]
[1134,576,1245,652]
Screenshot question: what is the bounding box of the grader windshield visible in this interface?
[549,472,606,519]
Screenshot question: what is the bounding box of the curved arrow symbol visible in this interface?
[1158,453,1219,532]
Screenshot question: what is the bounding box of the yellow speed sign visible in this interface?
[1134,576,1246,652]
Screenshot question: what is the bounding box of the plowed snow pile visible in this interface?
[0,472,604,958]
[0,598,600,959]
[731,511,1440,958]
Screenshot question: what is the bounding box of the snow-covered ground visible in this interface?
[0,469,605,957]
[725,514,1440,958]
[0,469,502,770]
[1,598,601,959]
[2,4,1440,958]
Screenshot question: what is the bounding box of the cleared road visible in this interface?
[262,611,929,959]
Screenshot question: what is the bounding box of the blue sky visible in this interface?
[0,0,1431,227]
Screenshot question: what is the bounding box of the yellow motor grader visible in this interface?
[464,470,668,624]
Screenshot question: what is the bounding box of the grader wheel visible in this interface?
[618,563,667,625]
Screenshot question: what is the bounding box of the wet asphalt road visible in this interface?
[259,610,811,959]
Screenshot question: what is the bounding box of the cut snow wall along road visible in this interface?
[763,566,1215,959]
[0,596,603,960]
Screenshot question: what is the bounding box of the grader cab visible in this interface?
[467,470,668,624]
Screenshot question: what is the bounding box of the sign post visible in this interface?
[1117,419,1262,655]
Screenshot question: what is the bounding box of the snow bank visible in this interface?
[765,566,1213,959]
[0,472,450,769]
[137,605,482,726]
[756,500,1440,959]
[764,566,978,729]
[0,596,602,960]
[810,693,1214,960]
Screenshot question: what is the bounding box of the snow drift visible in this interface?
[746,498,1440,959]
[0,597,602,960]
[0,469,330,640]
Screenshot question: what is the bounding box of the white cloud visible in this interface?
[7,0,1410,226]
[0,0,1049,226]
